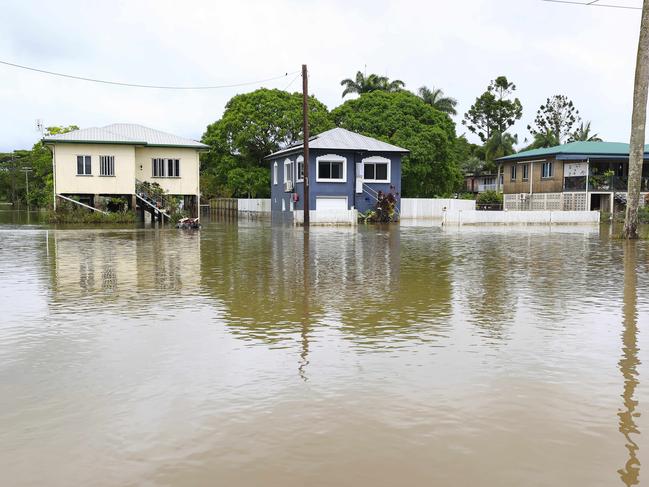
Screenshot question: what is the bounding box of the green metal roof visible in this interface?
[497,141,649,162]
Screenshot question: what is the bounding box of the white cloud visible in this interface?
[0,0,644,151]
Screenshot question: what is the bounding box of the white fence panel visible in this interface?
[443,210,599,225]
[400,198,475,219]
[293,209,358,225]
[238,198,271,213]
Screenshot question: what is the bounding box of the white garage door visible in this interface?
[316,196,348,211]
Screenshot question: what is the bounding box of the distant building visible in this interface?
[497,141,649,211]
[464,173,502,194]
[43,124,207,216]
[265,128,409,222]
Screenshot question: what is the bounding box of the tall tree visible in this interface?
[528,95,580,144]
[201,88,333,198]
[568,121,602,142]
[417,86,458,115]
[340,71,405,98]
[624,0,649,239]
[522,129,560,151]
[462,76,523,142]
[332,90,461,197]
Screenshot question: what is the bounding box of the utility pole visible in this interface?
[624,0,649,239]
[302,64,310,227]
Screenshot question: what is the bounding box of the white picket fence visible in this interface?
[400,198,476,219]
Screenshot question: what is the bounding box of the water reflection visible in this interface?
[618,241,641,486]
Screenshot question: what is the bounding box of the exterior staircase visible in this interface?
[135,179,171,221]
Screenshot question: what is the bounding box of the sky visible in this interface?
[0,0,645,152]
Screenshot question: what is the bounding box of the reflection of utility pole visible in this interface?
[22,167,32,211]
[618,241,640,486]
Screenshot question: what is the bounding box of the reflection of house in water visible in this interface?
[49,229,201,310]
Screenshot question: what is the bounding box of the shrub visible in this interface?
[476,190,503,205]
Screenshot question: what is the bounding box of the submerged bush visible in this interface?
[47,208,135,224]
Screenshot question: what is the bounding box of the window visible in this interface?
[167,159,180,177]
[522,164,529,180]
[484,177,495,185]
[100,155,115,176]
[316,154,346,182]
[153,158,165,177]
[284,158,293,184]
[273,161,278,185]
[77,155,91,175]
[542,162,553,178]
[296,156,304,182]
[152,158,180,177]
[510,164,517,181]
[362,156,390,183]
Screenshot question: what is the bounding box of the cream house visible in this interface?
[43,123,207,216]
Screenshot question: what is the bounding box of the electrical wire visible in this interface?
[282,72,302,92]
[541,0,641,10]
[0,59,299,90]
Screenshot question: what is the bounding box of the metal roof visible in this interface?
[43,123,208,148]
[497,141,649,162]
[265,127,409,159]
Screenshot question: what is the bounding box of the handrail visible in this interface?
[56,194,108,214]
[362,183,400,215]
[135,193,170,219]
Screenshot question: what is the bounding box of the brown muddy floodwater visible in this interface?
[1,211,648,486]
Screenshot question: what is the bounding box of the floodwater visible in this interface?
[1,210,649,487]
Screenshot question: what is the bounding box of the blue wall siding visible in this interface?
[269,149,402,217]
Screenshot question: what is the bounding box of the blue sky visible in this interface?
[0,0,644,151]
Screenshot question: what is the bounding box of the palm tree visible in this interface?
[417,86,458,115]
[522,129,559,151]
[569,121,602,142]
[340,71,405,98]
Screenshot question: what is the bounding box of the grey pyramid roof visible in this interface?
[43,123,207,148]
[266,127,409,158]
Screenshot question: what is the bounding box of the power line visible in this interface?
[541,0,641,10]
[282,72,302,92]
[0,59,298,90]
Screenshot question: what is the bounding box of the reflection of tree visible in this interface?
[337,227,452,344]
[618,242,640,486]
[457,235,515,340]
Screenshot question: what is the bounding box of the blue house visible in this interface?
[265,128,408,221]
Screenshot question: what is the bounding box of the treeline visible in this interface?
[201,71,601,199]
[0,71,602,206]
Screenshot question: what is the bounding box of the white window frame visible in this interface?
[542,162,554,179]
[152,158,180,178]
[521,163,529,181]
[273,161,278,185]
[316,154,347,183]
[167,158,180,178]
[361,155,390,183]
[284,158,293,184]
[296,155,304,183]
[510,164,516,181]
[76,155,92,176]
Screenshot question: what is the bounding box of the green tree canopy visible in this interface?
[340,71,405,98]
[0,125,78,207]
[417,86,458,115]
[331,90,461,197]
[521,129,560,151]
[201,88,333,198]
[528,95,580,144]
[462,76,523,142]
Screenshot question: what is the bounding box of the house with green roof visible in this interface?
[496,141,649,212]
